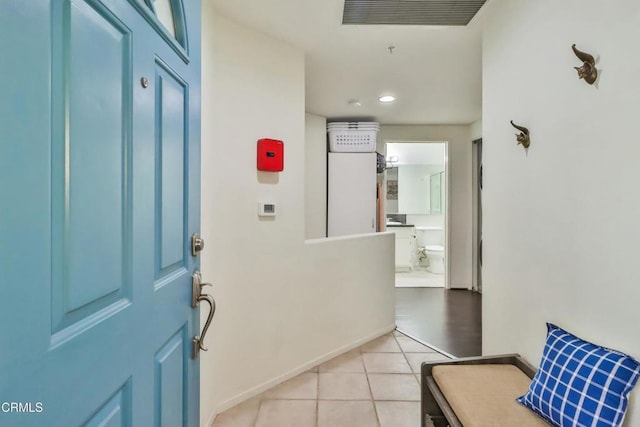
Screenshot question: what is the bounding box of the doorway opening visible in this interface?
[384,141,449,289]
[383,140,482,358]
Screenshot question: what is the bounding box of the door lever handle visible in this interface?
[192,293,216,359]
[191,271,216,359]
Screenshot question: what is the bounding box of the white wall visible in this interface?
[482,1,640,423]
[379,126,473,289]
[469,118,482,140]
[305,113,327,239]
[406,214,444,229]
[201,7,395,425]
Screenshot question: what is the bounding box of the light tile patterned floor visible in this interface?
[212,330,450,427]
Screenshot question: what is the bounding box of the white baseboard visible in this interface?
[207,323,396,426]
[447,284,472,290]
[395,283,444,288]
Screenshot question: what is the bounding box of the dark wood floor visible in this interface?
[395,288,482,358]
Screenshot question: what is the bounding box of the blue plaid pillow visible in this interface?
[517,324,640,427]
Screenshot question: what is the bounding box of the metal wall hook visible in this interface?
[572,44,598,85]
[510,121,530,149]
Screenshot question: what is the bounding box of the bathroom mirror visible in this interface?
[430,171,443,214]
[386,165,444,214]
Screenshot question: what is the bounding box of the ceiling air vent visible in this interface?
[342,0,487,26]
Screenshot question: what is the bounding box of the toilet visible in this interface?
[415,226,445,274]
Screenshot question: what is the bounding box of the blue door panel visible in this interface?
[0,0,52,372]
[155,326,187,427]
[50,0,134,344]
[51,0,134,331]
[83,380,132,427]
[0,0,202,425]
[156,61,187,274]
[66,0,132,311]
[2,312,137,424]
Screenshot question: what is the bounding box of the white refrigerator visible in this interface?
[327,152,377,237]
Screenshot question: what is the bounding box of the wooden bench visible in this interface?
[421,354,548,427]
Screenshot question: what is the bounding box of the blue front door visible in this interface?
[0,0,202,425]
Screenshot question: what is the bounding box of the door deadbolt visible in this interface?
[191,233,205,256]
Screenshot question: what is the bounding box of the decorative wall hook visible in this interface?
[571,44,598,85]
[510,121,530,149]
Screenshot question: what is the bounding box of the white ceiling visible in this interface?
[211,0,487,125]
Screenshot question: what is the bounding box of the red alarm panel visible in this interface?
[257,138,284,172]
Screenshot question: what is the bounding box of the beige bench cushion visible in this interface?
[432,364,549,427]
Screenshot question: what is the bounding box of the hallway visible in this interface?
[212,289,481,426]
[212,331,448,427]
[395,288,482,358]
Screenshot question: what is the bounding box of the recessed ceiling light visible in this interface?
[348,99,362,107]
[378,95,396,103]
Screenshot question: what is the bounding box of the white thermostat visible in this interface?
[258,202,277,217]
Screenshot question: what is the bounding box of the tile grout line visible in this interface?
[395,333,423,405]
[395,328,456,359]
[315,367,320,427]
[261,397,319,401]
[396,331,420,384]
[223,331,433,427]
[252,396,263,427]
[361,339,382,427]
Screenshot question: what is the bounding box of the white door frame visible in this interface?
[471,138,482,293]
[383,140,450,289]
